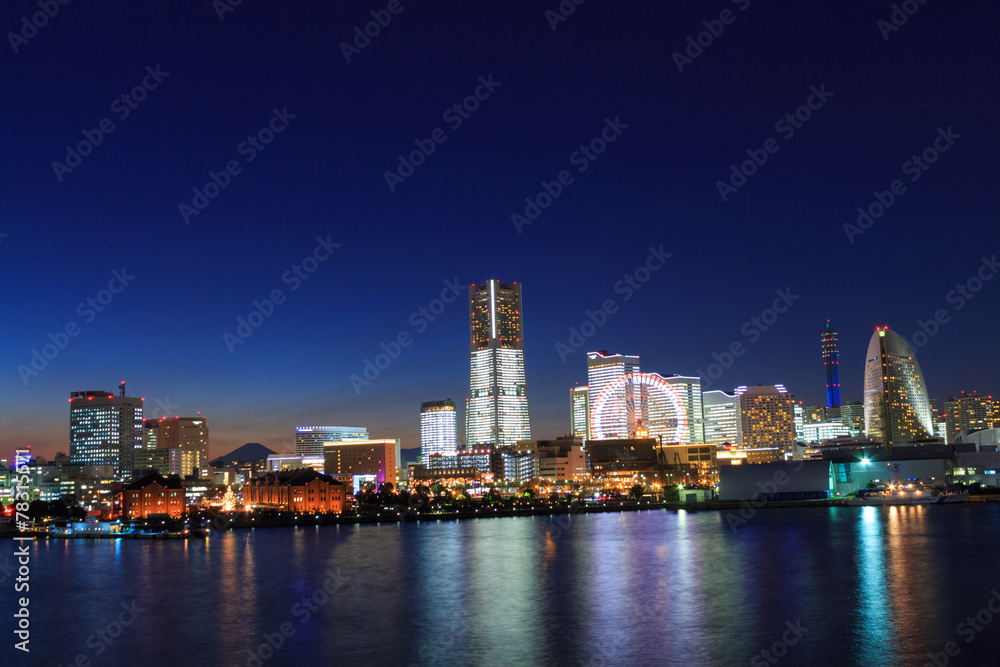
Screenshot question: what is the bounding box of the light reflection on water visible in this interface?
[20,505,1000,666]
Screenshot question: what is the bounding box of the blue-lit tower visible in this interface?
[822,320,840,409]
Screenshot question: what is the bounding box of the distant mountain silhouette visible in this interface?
[210,443,276,466]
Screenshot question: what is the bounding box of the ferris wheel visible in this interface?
[591,372,688,443]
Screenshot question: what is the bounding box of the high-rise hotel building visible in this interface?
[735,384,795,461]
[863,326,933,445]
[69,383,144,480]
[421,400,458,467]
[586,351,640,440]
[466,280,531,448]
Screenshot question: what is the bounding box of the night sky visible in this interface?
[3,1,998,461]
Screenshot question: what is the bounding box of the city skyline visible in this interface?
[2,3,997,464]
[13,315,997,463]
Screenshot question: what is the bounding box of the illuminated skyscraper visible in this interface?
[295,426,368,457]
[822,320,840,410]
[863,326,934,445]
[661,375,705,443]
[466,280,531,448]
[69,382,144,480]
[586,351,640,440]
[570,385,590,441]
[735,384,795,459]
[702,390,737,444]
[421,400,458,467]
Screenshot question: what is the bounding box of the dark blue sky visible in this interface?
[3,1,998,461]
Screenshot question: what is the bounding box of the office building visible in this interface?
[456,447,502,477]
[802,405,826,424]
[420,400,458,468]
[466,280,531,448]
[151,416,209,477]
[656,443,719,486]
[570,385,590,441]
[265,454,325,473]
[323,439,400,486]
[735,385,796,458]
[518,437,586,481]
[822,320,841,410]
[840,400,864,436]
[137,447,200,478]
[295,426,369,457]
[501,450,538,485]
[69,383,144,481]
[587,351,640,440]
[863,326,934,445]
[703,390,737,444]
[794,403,805,442]
[802,420,852,444]
[588,438,658,479]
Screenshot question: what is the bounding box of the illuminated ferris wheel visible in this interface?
[592,372,688,443]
